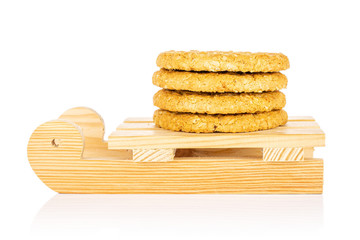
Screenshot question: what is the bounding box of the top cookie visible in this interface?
[156,50,290,72]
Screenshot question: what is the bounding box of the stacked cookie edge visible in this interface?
[153,50,289,133]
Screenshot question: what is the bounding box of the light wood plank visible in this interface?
[279,121,319,129]
[117,121,320,131]
[263,147,304,161]
[109,129,325,149]
[288,116,315,121]
[304,148,314,158]
[112,128,323,136]
[111,116,325,149]
[124,116,315,124]
[133,149,175,162]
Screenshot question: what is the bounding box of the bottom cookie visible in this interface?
[153,109,288,133]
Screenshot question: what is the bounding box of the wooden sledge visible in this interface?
[27,107,325,194]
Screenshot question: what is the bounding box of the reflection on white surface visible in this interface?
[31,194,323,239]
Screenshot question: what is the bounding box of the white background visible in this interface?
[1,0,359,239]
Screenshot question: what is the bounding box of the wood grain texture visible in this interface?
[116,121,320,131]
[263,147,304,161]
[28,158,324,194]
[27,107,325,194]
[304,148,314,158]
[109,119,325,149]
[123,116,316,123]
[27,120,323,193]
[58,107,131,159]
[133,149,175,162]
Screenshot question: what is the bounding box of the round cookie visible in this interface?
[153,89,286,114]
[153,109,288,133]
[156,50,290,72]
[153,69,287,93]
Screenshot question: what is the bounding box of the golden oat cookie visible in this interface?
[153,89,286,114]
[153,69,287,93]
[153,109,288,133]
[156,50,290,72]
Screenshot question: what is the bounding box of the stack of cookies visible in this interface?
[152,50,289,133]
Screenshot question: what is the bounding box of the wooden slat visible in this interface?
[117,121,320,131]
[304,147,314,158]
[124,116,315,124]
[133,149,175,162]
[263,147,304,161]
[117,122,321,133]
[288,116,315,121]
[279,121,319,129]
[109,129,325,149]
[111,116,325,149]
